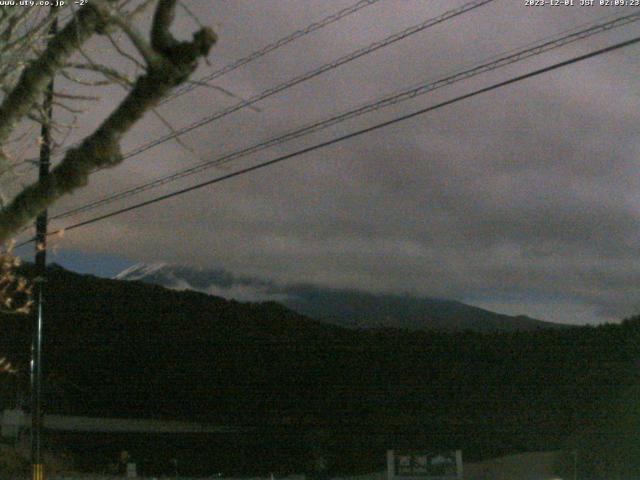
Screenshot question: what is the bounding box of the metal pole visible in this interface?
[31,9,57,480]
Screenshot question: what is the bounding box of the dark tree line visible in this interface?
[0,265,638,477]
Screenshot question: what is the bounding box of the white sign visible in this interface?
[387,450,462,480]
[126,462,137,478]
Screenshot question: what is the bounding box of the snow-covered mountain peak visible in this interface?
[114,262,169,281]
[114,262,287,303]
[112,263,559,332]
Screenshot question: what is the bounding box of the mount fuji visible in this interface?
[115,263,564,332]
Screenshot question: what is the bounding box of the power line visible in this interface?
[24,0,494,203]
[116,0,496,161]
[162,0,384,104]
[32,0,383,166]
[51,10,640,221]
[29,35,639,245]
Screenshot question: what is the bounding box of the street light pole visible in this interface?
[31,9,57,480]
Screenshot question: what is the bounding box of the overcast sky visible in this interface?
[9,0,640,325]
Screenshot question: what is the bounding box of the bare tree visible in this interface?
[0,0,216,246]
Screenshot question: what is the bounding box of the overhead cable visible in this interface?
[33,0,384,165]
[162,0,384,104]
[52,10,640,221]
[28,35,638,245]
[117,0,496,160]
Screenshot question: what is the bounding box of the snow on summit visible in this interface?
[114,262,169,281]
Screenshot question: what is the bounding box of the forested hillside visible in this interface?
[0,265,637,478]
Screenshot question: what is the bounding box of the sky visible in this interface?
[6,0,640,325]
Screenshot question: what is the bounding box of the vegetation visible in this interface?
[0,265,636,477]
[0,445,71,478]
[0,1,216,243]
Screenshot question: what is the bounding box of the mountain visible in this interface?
[0,264,636,477]
[115,262,563,332]
[2,263,357,419]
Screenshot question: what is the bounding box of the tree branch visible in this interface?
[0,1,216,244]
[0,2,111,172]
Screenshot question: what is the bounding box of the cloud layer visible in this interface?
[13,0,640,325]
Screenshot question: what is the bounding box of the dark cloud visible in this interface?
[17,0,640,325]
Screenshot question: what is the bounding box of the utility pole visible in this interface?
[31,9,57,480]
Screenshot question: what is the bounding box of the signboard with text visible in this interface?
[387,450,462,480]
